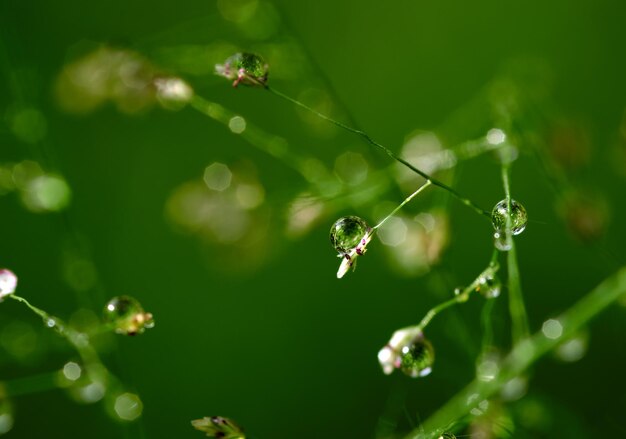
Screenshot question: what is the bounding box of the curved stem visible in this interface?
[266,86,491,218]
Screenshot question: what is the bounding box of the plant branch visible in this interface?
[402,265,626,439]
[266,85,491,219]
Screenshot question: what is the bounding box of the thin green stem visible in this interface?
[9,295,113,387]
[266,86,491,219]
[373,181,432,230]
[403,265,626,439]
[501,164,530,343]
[389,260,500,349]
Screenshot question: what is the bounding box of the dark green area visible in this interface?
[1,0,626,438]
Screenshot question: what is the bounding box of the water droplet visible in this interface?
[438,434,456,439]
[329,216,371,256]
[0,269,18,299]
[103,296,154,336]
[215,52,268,87]
[114,392,143,421]
[46,317,57,328]
[477,272,502,299]
[491,199,528,236]
[191,415,245,438]
[400,335,435,378]
[493,230,512,252]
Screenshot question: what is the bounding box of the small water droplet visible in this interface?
[493,230,512,252]
[400,334,435,378]
[103,296,154,336]
[477,272,502,299]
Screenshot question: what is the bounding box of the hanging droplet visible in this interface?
[477,272,502,299]
[215,53,269,87]
[103,296,154,336]
[491,199,527,235]
[400,335,435,378]
[0,269,18,299]
[330,216,371,256]
[493,230,512,252]
[438,434,456,439]
[191,416,246,439]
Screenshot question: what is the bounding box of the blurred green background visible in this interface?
[1,0,626,437]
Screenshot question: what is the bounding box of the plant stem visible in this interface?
[9,295,112,386]
[501,164,530,343]
[389,260,500,348]
[266,86,491,219]
[373,181,432,230]
[402,265,626,439]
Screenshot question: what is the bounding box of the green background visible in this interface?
[1,0,626,437]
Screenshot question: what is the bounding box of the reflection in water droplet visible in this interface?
[329,216,371,256]
[491,199,528,236]
[103,296,154,336]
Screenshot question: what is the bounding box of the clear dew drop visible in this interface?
[399,335,435,378]
[493,230,512,252]
[103,296,154,336]
[491,199,528,236]
[329,216,371,255]
[477,272,502,299]
[438,434,456,439]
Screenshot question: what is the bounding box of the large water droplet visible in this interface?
[329,216,371,256]
[103,296,154,336]
[400,335,435,378]
[491,199,527,235]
